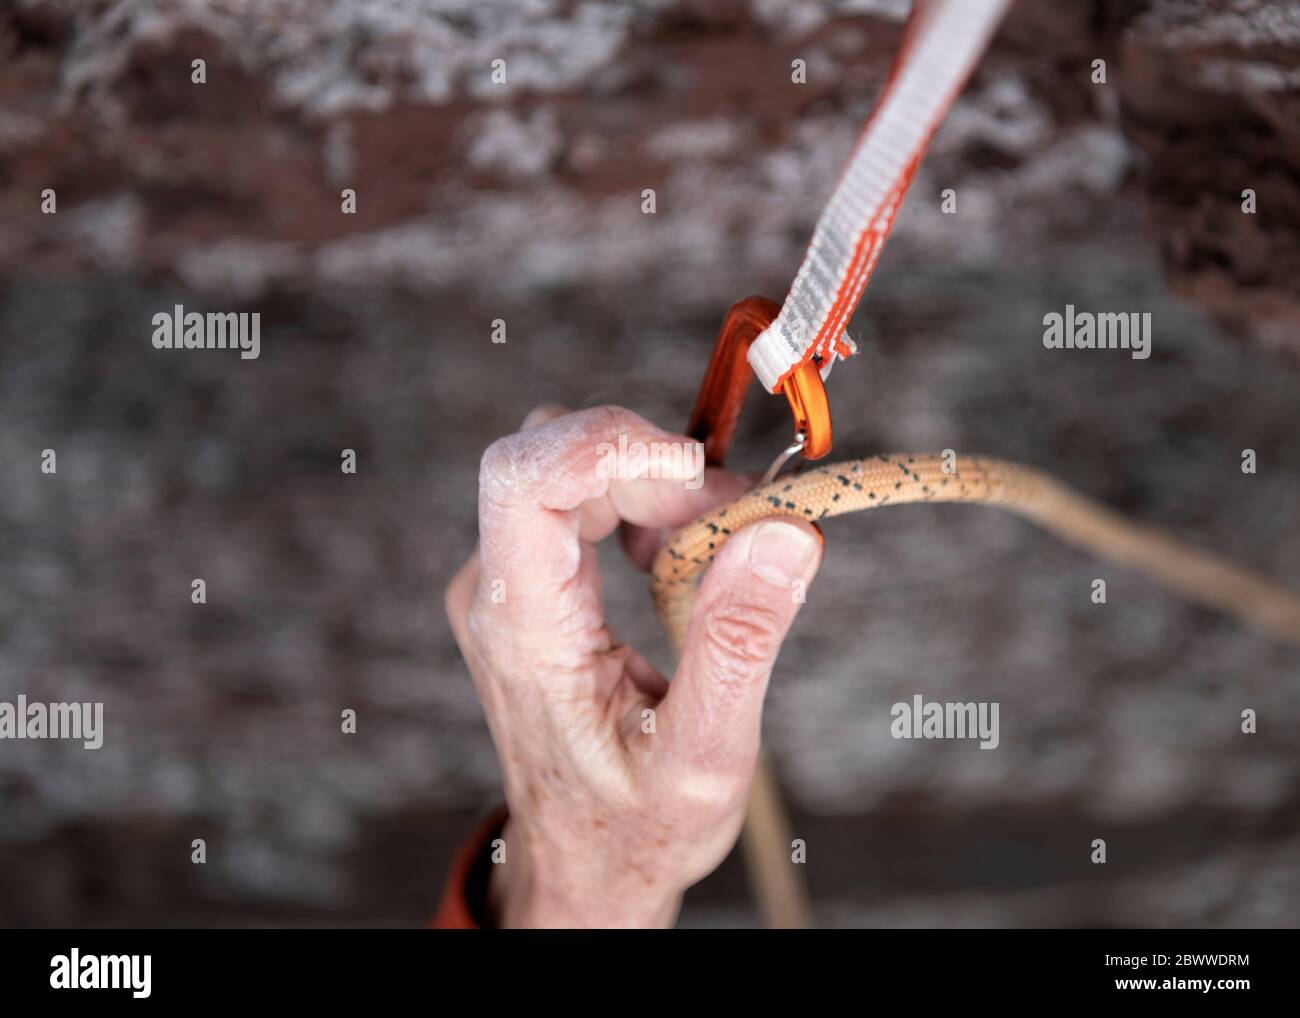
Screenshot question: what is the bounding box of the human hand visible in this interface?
[444,405,822,927]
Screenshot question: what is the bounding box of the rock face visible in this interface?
[1120,0,1300,354]
[1,0,1298,927]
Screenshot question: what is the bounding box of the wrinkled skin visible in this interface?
[444,405,822,927]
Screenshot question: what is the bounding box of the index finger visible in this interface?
[474,405,704,645]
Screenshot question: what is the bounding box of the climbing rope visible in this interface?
[651,454,1300,926]
[653,453,1300,646]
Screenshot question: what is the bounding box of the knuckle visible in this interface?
[443,559,477,628]
[700,602,783,680]
[478,434,524,502]
[477,405,648,511]
[673,767,750,814]
[442,577,462,630]
[582,404,642,443]
[586,403,627,427]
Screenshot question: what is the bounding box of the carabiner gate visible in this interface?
[687,296,833,469]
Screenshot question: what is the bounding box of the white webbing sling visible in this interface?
[748,0,1011,393]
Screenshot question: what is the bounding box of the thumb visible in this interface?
[661,518,822,778]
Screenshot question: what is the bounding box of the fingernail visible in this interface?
[749,520,818,585]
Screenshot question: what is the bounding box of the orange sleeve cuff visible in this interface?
[431,808,509,929]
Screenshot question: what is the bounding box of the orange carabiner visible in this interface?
[687,296,832,468]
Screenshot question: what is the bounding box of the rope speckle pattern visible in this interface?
[652,453,1300,648]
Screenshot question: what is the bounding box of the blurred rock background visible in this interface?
[0,0,1297,926]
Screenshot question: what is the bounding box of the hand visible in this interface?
[444,405,822,927]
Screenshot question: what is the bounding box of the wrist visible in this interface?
[487,820,683,928]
